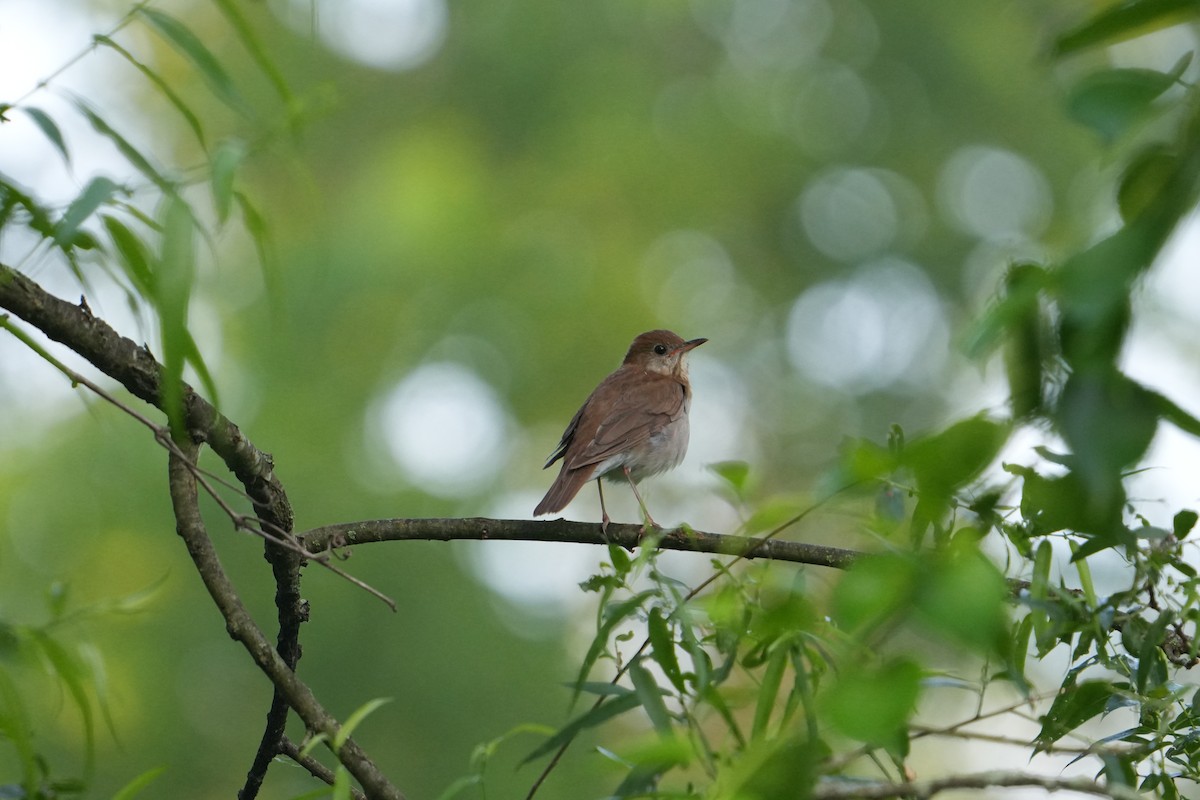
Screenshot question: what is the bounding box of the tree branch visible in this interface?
[300,517,861,569]
[168,440,405,800]
[813,771,1133,800]
[0,262,305,798]
[0,262,290,526]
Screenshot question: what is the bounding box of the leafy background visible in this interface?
[2,0,1200,798]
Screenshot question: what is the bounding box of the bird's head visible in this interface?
[623,330,707,378]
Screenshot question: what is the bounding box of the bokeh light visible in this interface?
[938,145,1053,240]
[368,362,510,497]
[271,0,447,71]
[785,258,949,391]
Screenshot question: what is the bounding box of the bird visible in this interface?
[534,329,707,532]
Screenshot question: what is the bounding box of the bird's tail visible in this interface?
[534,464,595,516]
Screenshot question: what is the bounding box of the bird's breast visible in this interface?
[598,413,690,483]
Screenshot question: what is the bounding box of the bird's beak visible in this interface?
[676,337,707,354]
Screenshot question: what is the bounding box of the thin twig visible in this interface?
[278,737,368,800]
[525,489,851,799]
[168,439,406,800]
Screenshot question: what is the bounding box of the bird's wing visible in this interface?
[566,371,686,470]
[542,400,588,469]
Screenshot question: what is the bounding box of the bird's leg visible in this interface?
[622,466,658,537]
[597,480,611,537]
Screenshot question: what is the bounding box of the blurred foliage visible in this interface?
[3,0,1200,799]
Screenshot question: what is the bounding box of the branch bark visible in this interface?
[169,440,405,800]
[813,771,1133,800]
[0,262,305,797]
[301,517,860,569]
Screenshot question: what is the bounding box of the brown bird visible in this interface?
[534,330,707,531]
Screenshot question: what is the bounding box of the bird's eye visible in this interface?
[653,344,668,355]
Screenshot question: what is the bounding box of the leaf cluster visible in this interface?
[506,3,1200,797]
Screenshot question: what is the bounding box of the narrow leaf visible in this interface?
[111,766,167,800]
[573,590,655,701]
[156,196,196,437]
[628,659,673,736]
[211,0,294,104]
[210,138,247,223]
[22,106,70,164]
[521,692,641,764]
[235,190,277,295]
[647,608,684,693]
[138,8,250,116]
[332,765,351,800]
[334,697,391,750]
[709,460,751,500]
[101,215,155,294]
[95,35,207,148]
[1037,680,1119,748]
[29,631,95,773]
[1066,67,1176,143]
[72,97,172,192]
[183,327,221,410]
[751,643,789,739]
[56,176,122,248]
[1053,0,1200,56]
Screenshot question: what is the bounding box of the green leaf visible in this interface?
[56,176,122,248]
[709,460,751,501]
[1058,371,1158,493]
[1000,262,1051,417]
[1066,67,1176,143]
[607,541,631,575]
[914,541,1008,653]
[0,667,37,796]
[573,590,656,701]
[138,8,250,116]
[156,195,196,437]
[296,732,329,760]
[521,692,642,764]
[94,35,206,148]
[1147,386,1200,438]
[211,0,295,105]
[72,97,173,192]
[751,642,789,740]
[182,327,221,411]
[101,215,155,295]
[111,766,167,800]
[831,552,917,635]
[647,608,684,693]
[838,436,897,483]
[1118,145,1179,223]
[905,415,1010,519]
[1037,680,1120,749]
[29,630,96,773]
[433,775,481,800]
[571,683,632,701]
[334,697,392,750]
[332,765,351,800]
[628,659,673,736]
[822,657,920,750]
[1013,465,1106,536]
[235,190,277,295]
[1053,0,1200,56]
[1173,509,1198,539]
[210,138,247,223]
[22,106,70,164]
[1068,541,1098,606]
[1136,612,1172,693]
